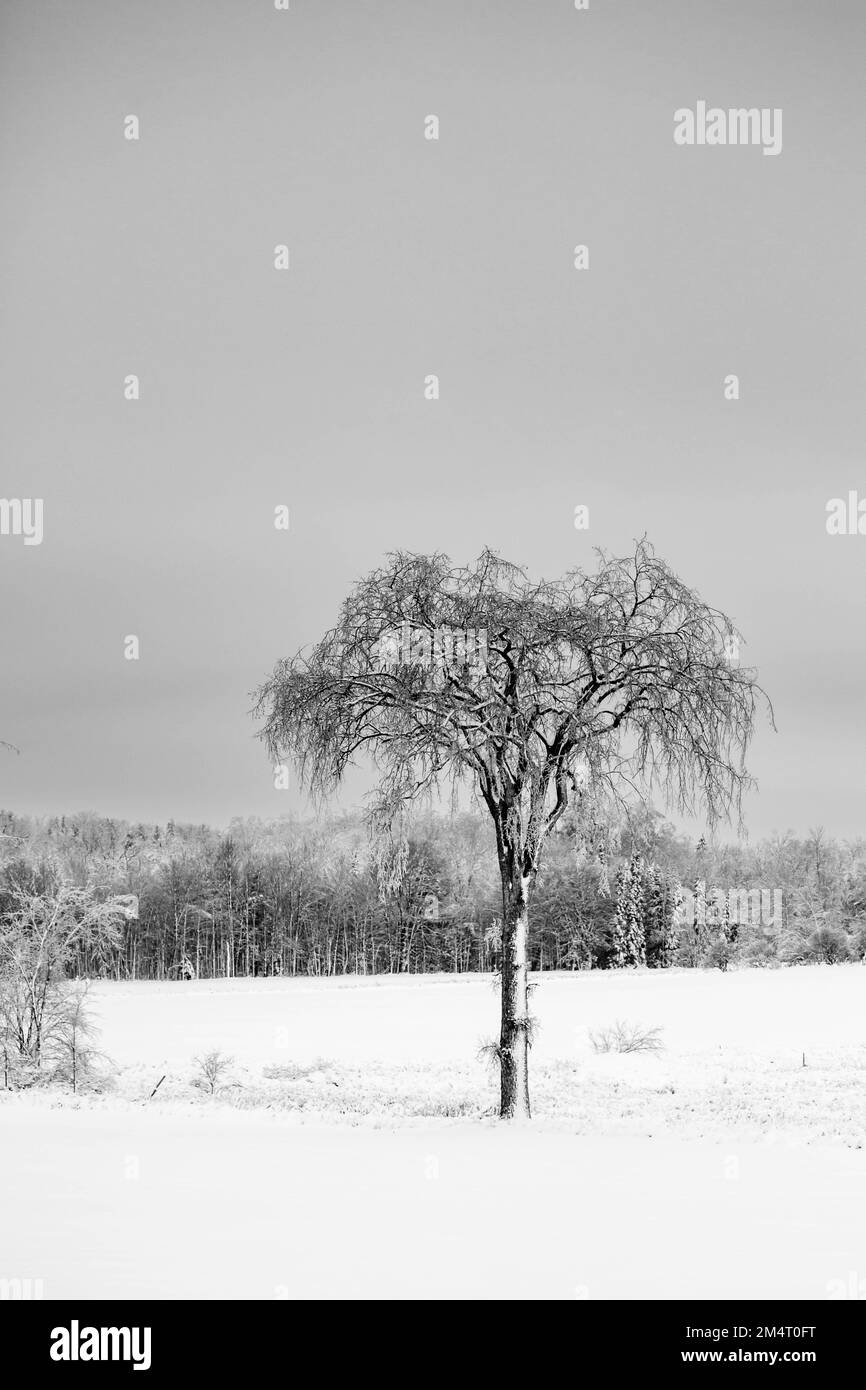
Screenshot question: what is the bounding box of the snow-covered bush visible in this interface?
[589,1020,664,1055]
[192,1049,236,1096]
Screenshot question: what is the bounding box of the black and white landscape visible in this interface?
[1,0,865,1316]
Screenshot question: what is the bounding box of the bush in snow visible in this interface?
[589,1020,664,1055]
[192,1049,236,1095]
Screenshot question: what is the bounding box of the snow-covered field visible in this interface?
[2,967,865,1298]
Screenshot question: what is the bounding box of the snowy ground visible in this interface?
[2,967,865,1298]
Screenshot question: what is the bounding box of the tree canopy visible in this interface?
[255,541,769,845]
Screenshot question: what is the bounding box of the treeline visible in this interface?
[1,806,865,979]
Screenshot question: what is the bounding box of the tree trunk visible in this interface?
[499,872,532,1119]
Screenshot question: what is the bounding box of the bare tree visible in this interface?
[48,983,103,1093]
[254,541,769,1119]
[0,887,125,1067]
[192,1049,235,1096]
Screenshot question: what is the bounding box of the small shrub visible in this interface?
[590,1020,664,1055]
[192,1049,235,1095]
[739,931,777,968]
[805,926,849,965]
[849,920,866,961]
[706,936,738,972]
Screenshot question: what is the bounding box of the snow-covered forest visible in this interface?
[1,806,864,980]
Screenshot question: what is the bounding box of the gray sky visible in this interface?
[1,0,864,838]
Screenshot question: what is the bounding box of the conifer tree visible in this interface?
[611,853,647,967]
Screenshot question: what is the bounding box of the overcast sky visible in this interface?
[1,0,864,839]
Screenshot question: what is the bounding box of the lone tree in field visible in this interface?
[254,542,767,1119]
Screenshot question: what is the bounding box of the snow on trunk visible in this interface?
[499,872,532,1119]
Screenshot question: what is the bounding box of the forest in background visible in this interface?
[0,806,861,978]
[1,805,865,980]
